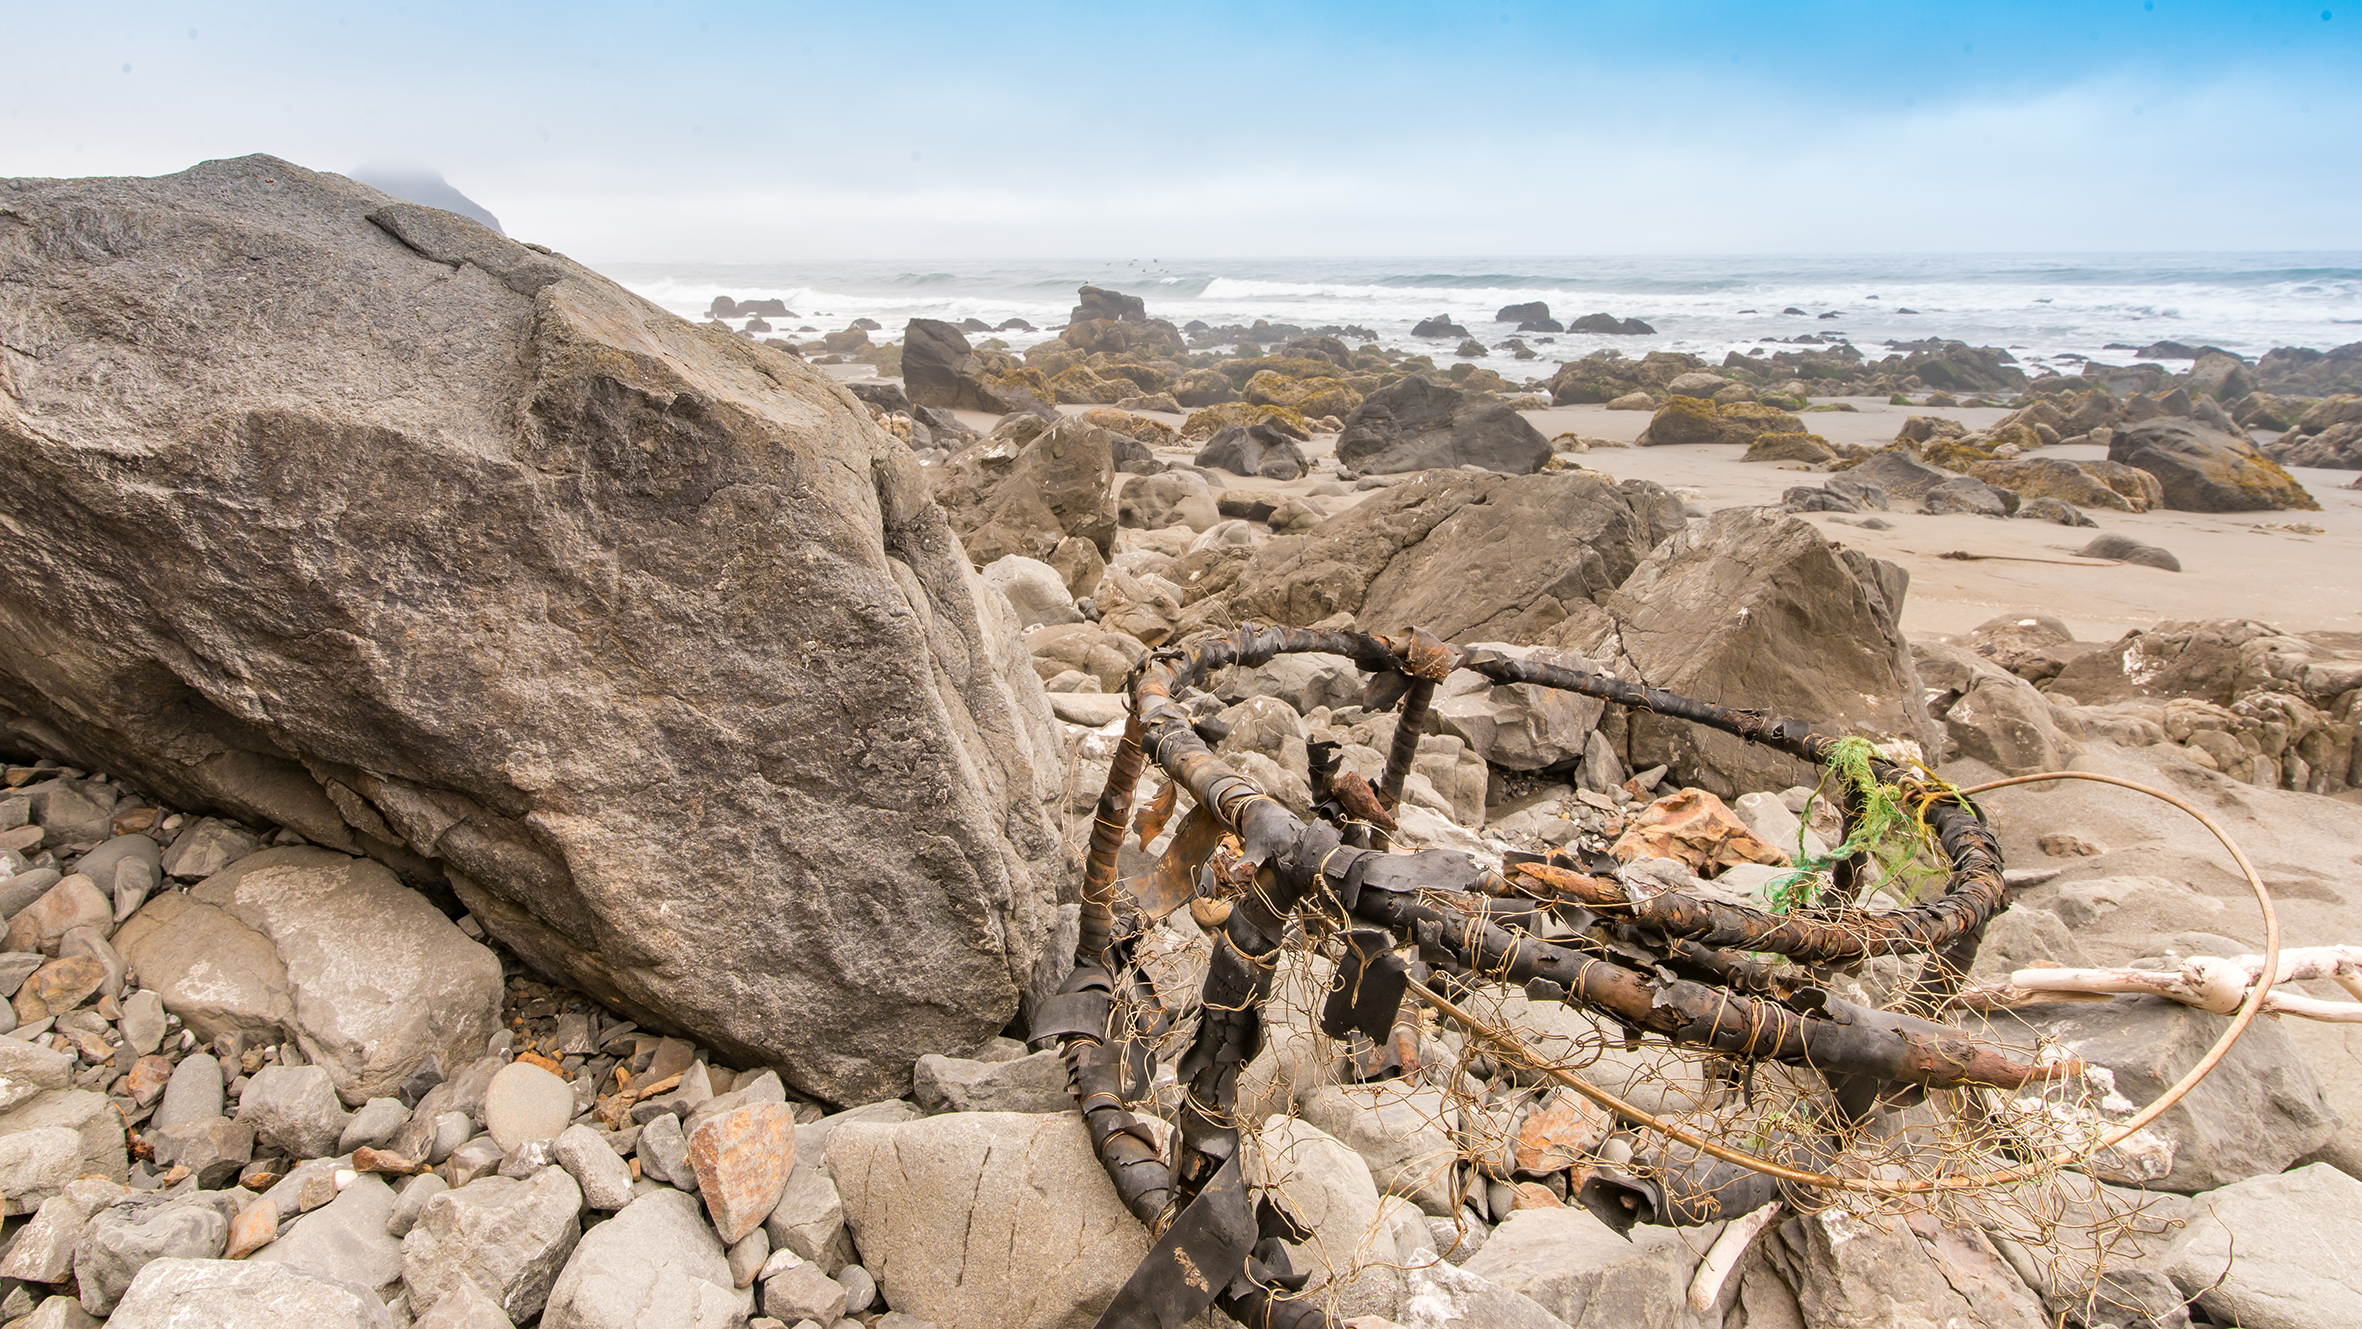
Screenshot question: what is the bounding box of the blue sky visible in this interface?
[4,1,2355,257]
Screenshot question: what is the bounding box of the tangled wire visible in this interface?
[1035,624,2278,1328]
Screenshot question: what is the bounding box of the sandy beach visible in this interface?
[814,357,2362,646]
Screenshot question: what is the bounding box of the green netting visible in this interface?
[1766,736,1948,912]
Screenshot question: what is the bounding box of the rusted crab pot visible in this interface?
[1043,622,2045,1328]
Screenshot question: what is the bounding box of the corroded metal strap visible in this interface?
[1080,715,1147,966]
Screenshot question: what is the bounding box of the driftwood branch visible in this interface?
[1952,945,2362,1022]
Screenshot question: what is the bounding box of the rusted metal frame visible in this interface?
[1080,715,1148,967]
[1354,890,2062,1091]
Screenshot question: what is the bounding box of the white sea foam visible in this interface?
[597,254,2362,372]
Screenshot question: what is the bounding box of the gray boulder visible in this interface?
[1912,641,2082,776]
[402,1167,583,1322]
[119,847,500,1103]
[1847,448,1953,503]
[2167,1163,2362,1329]
[1432,644,1608,771]
[1222,471,1683,644]
[552,1124,635,1211]
[541,1189,752,1329]
[827,1111,1151,1329]
[250,1172,403,1293]
[0,1036,74,1112]
[1974,997,2337,1192]
[1336,376,1551,474]
[1774,1207,2045,1329]
[2079,532,2182,572]
[106,1257,397,1329]
[910,1049,1072,1114]
[75,1195,232,1315]
[0,156,1066,1106]
[1579,508,1936,798]
[902,318,1034,413]
[1195,423,1310,481]
[236,1064,350,1159]
[1462,1207,1716,1329]
[981,556,1081,630]
[1923,475,2013,516]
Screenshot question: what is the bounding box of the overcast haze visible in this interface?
[5,1,2356,259]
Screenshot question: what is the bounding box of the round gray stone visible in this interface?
[483,1063,574,1153]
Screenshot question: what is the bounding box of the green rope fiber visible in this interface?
[1765,736,1944,912]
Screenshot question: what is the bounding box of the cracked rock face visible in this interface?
[0,155,1068,1104]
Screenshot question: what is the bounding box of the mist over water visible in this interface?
[599,253,2362,375]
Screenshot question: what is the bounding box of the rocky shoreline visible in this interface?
[0,156,2357,1329]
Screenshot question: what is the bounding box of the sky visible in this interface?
[3,1,2356,259]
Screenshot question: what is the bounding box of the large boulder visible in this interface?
[2109,419,2317,512]
[1967,457,2157,513]
[1567,508,1936,797]
[2166,1164,2362,1329]
[931,416,1119,566]
[541,1189,752,1329]
[1335,377,1551,474]
[1844,449,1952,503]
[1463,1208,1716,1329]
[1195,422,1309,481]
[1972,996,2337,1193]
[115,847,499,1103]
[0,156,1066,1105]
[107,1258,398,1329]
[902,318,1035,413]
[827,1111,1150,1329]
[2264,394,2362,470]
[1911,642,2081,776]
[1217,471,1681,644]
[1069,285,1145,323]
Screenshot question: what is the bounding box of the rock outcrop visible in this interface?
[1214,471,1684,643]
[2108,420,2318,512]
[0,156,1066,1104]
[1561,508,1937,797]
[929,416,1119,566]
[1334,377,1550,475]
[901,318,1040,414]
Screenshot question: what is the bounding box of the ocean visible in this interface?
[595,254,2362,376]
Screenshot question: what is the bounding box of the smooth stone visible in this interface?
[551,1123,634,1212]
[105,1257,397,1328]
[484,1061,576,1153]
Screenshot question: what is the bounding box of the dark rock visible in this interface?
[2079,533,2181,572]
[844,381,914,416]
[958,318,992,333]
[2264,395,2362,470]
[996,318,1036,333]
[1195,424,1309,482]
[1219,471,1683,643]
[2012,496,2096,526]
[0,156,1066,1106]
[2134,340,2211,361]
[1880,339,2026,393]
[2185,351,2253,402]
[1781,477,1888,514]
[1411,316,1470,339]
[1845,449,1953,503]
[1922,475,2013,517]
[2108,419,2318,512]
[1568,313,1654,335]
[1070,285,1144,323]
[1495,302,1550,324]
[1516,318,1564,333]
[1334,377,1551,475]
[903,318,1038,414]
[1454,338,1487,358]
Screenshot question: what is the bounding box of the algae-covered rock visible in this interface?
[1743,432,1838,463]
[2110,419,2319,512]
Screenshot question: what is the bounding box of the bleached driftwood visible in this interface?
[1688,1202,1786,1312]
[1954,945,2362,1023]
